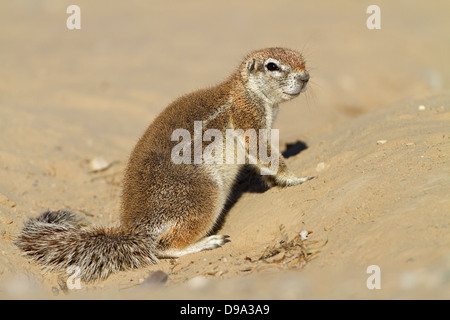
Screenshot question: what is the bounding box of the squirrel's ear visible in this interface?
[246,58,257,74]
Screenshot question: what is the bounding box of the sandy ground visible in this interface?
[0,0,449,299]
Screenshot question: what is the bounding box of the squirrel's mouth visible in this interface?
[283,86,302,97]
[283,91,301,97]
[283,82,307,97]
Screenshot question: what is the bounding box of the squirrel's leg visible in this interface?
[153,183,231,259]
[262,155,314,187]
[248,135,314,187]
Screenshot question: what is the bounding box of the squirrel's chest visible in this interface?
[264,104,279,129]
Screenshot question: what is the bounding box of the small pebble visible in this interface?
[418,105,426,111]
[141,270,168,289]
[187,276,210,290]
[315,162,326,172]
[376,140,387,145]
[89,156,111,172]
[299,230,309,240]
[51,286,60,296]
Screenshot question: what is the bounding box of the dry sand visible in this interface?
[0,0,449,299]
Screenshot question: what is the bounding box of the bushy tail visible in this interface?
[15,210,158,281]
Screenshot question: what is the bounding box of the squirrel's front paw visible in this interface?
[267,172,314,187]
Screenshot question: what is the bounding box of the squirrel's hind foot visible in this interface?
[158,235,230,258]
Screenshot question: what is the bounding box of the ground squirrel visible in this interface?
[15,47,312,281]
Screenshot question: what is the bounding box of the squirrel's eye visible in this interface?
[266,62,280,71]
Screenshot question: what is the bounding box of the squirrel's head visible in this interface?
[240,47,309,104]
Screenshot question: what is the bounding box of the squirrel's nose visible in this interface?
[297,71,310,83]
